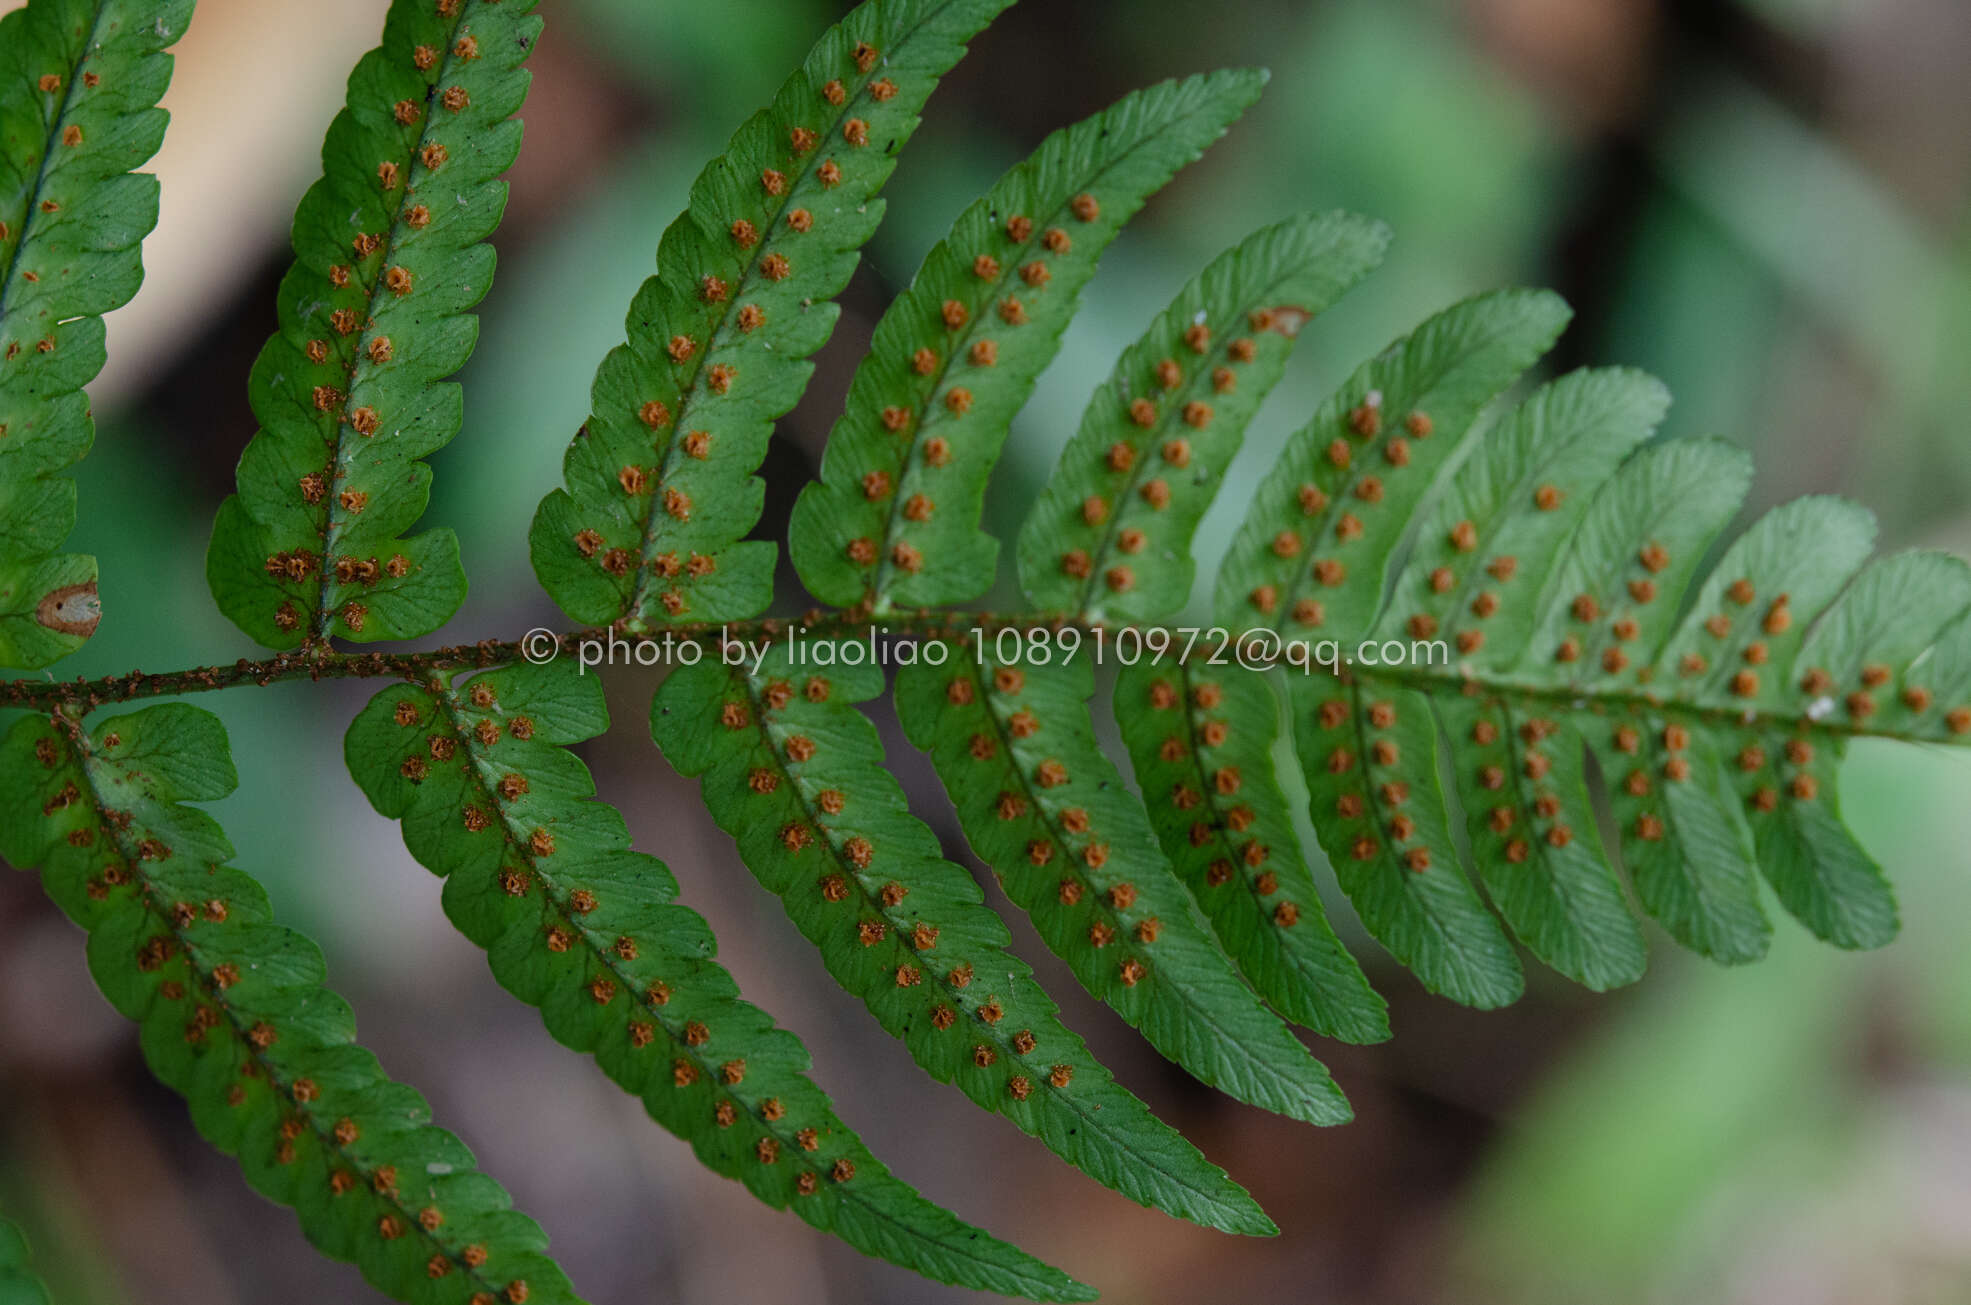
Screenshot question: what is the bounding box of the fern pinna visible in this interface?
[0,0,1964,1298]
[0,0,190,668]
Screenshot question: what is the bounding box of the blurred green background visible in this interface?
[4,0,1971,1300]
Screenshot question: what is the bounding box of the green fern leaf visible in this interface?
[346,658,1093,1299]
[1370,369,1672,987]
[206,0,540,648]
[1011,215,1390,1038]
[1214,288,1571,636]
[1289,676,1524,1006]
[0,1219,50,1305]
[10,0,1971,1286]
[0,704,579,1304]
[1436,695,1645,990]
[1248,285,1971,998]
[1018,211,1388,621]
[652,644,1273,1237]
[790,69,1267,612]
[1761,549,1970,939]
[1200,290,1568,1003]
[0,0,193,667]
[896,647,1351,1123]
[1547,482,1891,945]
[1113,659,1388,1041]
[1371,410,1773,969]
[1521,440,1760,673]
[1486,461,1906,953]
[529,0,1014,632]
[1372,367,1669,666]
[1584,707,1769,965]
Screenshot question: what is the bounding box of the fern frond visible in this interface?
[7,0,1970,1288]
[1018,212,1388,621]
[0,0,193,667]
[0,1219,50,1305]
[0,705,578,1304]
[1215,285,1971,999]
[1187,290,1567,1002]
[347,659,1093,1299]
[790,69,1267,612]
[206,0,540,648]
[896,648,1350,1123]
[1759,549,1970,938]
[1113,659,1388,1041]
[1515,465,1899,948]
[652,645,1273,1237]
[529,0,1014,632]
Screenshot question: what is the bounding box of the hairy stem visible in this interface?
[0,616,1946,751]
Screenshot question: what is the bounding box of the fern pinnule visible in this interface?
[1010,212,1394,1039]
[1215,288,1572,638]
[0,705,578,1304]
[651,646,1274,1239]
[1437,694,1647,990]
[1018,211,1390,623]
[1114,659,1389,1043]
[207,0,541,648]
[896,650,1352,1124]
[1650,498,1875,713]
[0,0,194,668]
[1289,676,1525,1007]
[1522,439,1759,680]
[1370,369,1673,988]
[530,0,1015,633]
[1506,445,1887,954]
[1371,367,1666,659]
[347,659,1091,1299]
[1829,555,1971,746]
[790,69,1267,613]
[1740,548,1969,945]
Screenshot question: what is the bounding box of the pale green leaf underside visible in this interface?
[208,0,540,648]
[959,274,1971,1011]
[347,659,1091,1300]
[0,0,193,667]
[0,705,580,1305]
[652,644,1273,1238]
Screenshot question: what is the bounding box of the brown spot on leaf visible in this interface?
[35,582,99,637]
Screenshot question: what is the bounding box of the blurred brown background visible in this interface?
[5,0,1971,1301]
